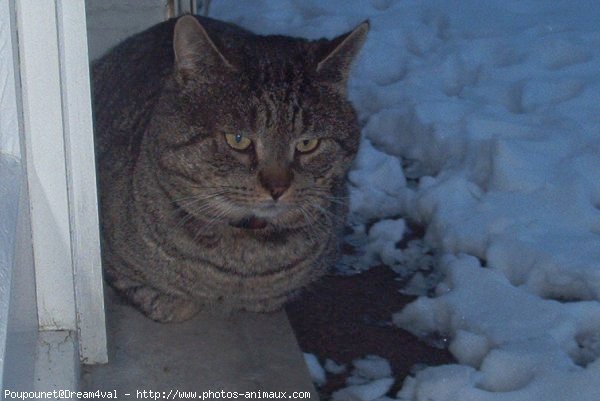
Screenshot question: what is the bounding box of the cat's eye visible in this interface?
[225,133,252,151]
[295,138,320,153]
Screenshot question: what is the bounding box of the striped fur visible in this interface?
[93,15,367,322]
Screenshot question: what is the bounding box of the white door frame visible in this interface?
[14,0,107,364]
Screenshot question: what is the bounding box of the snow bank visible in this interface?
[213,1,600,399]
[395,255,600,400]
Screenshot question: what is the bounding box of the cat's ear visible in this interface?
[173,15,235,83]
[316,20,369,90]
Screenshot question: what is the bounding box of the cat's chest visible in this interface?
[179,226,327,271]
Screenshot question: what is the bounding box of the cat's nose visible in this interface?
[259,168,293,200]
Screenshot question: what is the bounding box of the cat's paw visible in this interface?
[128,286,200,323]
[145,294,201,323]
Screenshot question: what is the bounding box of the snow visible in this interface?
[325,358,347,375]
[347,355,393,385]
[212,1,600,400]
[332,378,395,401]
[348,140,407,222]
[357,218,406,271]
[303,353,327,387]
[332,355,395,401]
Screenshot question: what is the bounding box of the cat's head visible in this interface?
[154,15,368,231]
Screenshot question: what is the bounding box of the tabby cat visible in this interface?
[92,15,368,322]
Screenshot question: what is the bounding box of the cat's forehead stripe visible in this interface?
[254,88,304,135]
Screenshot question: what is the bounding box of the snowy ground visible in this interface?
[212,1,600,400]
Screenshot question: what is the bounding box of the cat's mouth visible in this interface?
[230,216,268,230]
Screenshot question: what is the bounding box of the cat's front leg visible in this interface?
[107,272,200,323]
[127,286,200,323]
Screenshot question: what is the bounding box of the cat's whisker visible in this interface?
[171,190,229,205]
[310,203,347,229]
[170,193,233,232]
[172,210,196,232]
[191,209,227,242]
[302,205,323,234]
[184,184,245,194]
[300,203,332,232]
[308,186,346,194]
[322,197,348,207]
[171,201,216,226]
[297,206,323,245]
[310,193,348,202]
[171,191,231,214]
[171,204,216,232]
[304,189,349,207]
[175,198,222,213]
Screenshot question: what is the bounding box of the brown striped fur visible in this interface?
[92,15,368,322]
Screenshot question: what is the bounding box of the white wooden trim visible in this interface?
[0,0,19,158]
[0,0,19,386]
[171,0,199,17]
[15,0,76,331]
[56,0,107,364]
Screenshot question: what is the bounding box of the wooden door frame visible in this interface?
[13,0,107,365]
